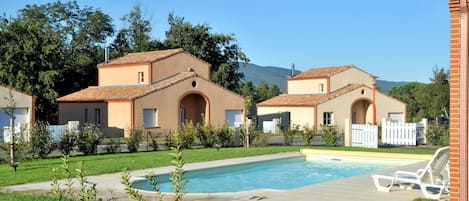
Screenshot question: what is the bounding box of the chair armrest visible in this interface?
[394,171,419,178]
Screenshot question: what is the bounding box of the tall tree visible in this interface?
[111,4,162,58]
[0,13,62,121]
[269,84,281,98]
[0,1,113,121]
[419,67,449,119]
[389,82,426,122]
[389,66,449,122]
[164,13,249,92]
[240,81,257,99]
[256,82,271,103]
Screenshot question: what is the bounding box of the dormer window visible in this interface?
[319,83,325,93]
[138,72,144,84]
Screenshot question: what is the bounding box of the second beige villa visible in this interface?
[57,48,245,137]
[257,65,406,132]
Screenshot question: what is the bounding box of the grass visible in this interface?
[0,146,436,187]
[0,192,74,201]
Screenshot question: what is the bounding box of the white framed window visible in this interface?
[138,72,144,84]
[225,110,243,128]
[388,112,403,123]
[319,83,325,93]
[143,109,157,128]
[323,112,334,125]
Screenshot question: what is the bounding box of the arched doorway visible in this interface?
[351,99,374,124]
[179,93,209,126]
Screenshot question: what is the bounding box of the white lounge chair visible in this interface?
[372,146,450,200]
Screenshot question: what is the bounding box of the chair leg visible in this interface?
[372,175,394,192]
[421,184,449,200]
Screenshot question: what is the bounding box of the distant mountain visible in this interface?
[375,80,408,94]
[238,62,407,94]
[238,63,298,92]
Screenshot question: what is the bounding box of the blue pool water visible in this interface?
[132,156,391,193]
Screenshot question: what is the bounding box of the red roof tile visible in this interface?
[290,65,376,80]
[57,72,196,102]
[103,48,184,65]
[257,84,367,107]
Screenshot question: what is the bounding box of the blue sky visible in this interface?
[2,0,449,82]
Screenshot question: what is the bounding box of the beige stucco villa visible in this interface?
[257,65,406,131]
[57,48,245,137]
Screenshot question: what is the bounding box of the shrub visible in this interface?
[426,124,449,146]
[77,123,102,155]
[278,124,299,145]
[105,138,121,154]
[240,125,259,146]
[121,131,187,201]
[126,128,142,153]
[257,133,270,146]
[216,124,235,147]
[170,133,188,201]
[29,121,55,159]
[150,137,159,151]
[319,125,338,146]
[197,122,217,148]
[301,124,315,146]
[52,155,97,201]
[165,134,173,149]
[178,121,198,149]
[58,130,77,155]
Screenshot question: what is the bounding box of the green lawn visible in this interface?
[0,146,435,187]
[0,192,74,201]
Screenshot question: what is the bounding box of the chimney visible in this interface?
[291,63,296,77]
[104,47,109,64]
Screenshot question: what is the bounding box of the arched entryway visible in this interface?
[179,93,209,126]
[351,99,374,124]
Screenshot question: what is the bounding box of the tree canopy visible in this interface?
[163,13,249,92]
[0,2,249,122]
[0,1,113,121]
[389,67,449,122]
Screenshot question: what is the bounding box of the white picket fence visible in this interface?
[3,124,28,143]
[351,124,378,148]
[382,122,424,146]
[3,121,80,143]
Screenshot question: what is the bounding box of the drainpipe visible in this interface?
[372,79,377,124]
[459,1,469,200]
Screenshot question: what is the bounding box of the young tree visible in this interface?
[2,88,17,171]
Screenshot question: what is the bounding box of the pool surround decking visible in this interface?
[0,150,439,201]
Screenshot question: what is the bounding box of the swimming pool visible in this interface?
[132,156,394,193]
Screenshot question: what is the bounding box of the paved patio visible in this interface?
[0,152,444,201]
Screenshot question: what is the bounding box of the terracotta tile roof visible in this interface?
[257,84,367,107]
[290,65,376,80]
[103,48,184,65]
[57,72,196,102]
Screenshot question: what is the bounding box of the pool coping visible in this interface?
[0,150,437,201]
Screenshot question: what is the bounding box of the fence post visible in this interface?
[381,118,387,144]
[420,118,428,144]
[344,118,352,147]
